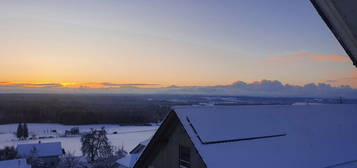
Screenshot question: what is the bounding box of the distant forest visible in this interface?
[0,94,185,125]
[0,94,354,125]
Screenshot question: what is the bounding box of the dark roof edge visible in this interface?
[310,0,357,67]
[179,114,207,168]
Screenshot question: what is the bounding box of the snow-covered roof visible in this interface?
[118,138,150,168]
[117,154,140,168]
[138,139,150,146]
[0,159,31,168]
[17,142,63,158]
[174,104,357,168]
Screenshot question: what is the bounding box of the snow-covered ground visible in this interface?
[0,123,157,156]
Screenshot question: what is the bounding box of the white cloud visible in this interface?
[1,80,356,98]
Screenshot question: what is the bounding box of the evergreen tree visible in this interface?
[23,123,29,139]
[16,123,23,140]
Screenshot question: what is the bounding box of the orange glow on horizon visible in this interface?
[0,81,233,89]
[0,81,164,89]
[1,78,357,89]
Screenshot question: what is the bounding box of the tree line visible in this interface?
[0,94,172,125]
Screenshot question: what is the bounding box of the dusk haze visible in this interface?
[0,1,357,168]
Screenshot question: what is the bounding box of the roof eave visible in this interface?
[310,0,357,67]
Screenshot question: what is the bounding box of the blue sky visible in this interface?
[0,0,356,89]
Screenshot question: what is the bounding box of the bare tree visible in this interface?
[81,129,96,162]
[81,128,113,162]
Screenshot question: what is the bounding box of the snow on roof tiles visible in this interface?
[140,139,150,146]
[174,104,357,168]
[117,154,140,168]
[0,159,31,168]
[17,142,63,158]
[119,138,151,167]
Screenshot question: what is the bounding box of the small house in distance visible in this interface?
[134,104,357,168]
[0,158,31,168]
[17,142,64,167]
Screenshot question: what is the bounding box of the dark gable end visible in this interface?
[133,111,178,168]
[133,110,206,168]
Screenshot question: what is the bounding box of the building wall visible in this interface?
[147,123,206,168]
[40,156,60,167]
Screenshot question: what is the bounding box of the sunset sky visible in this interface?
[1,0,356,89]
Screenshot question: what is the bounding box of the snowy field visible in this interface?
[0,123,157,156]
